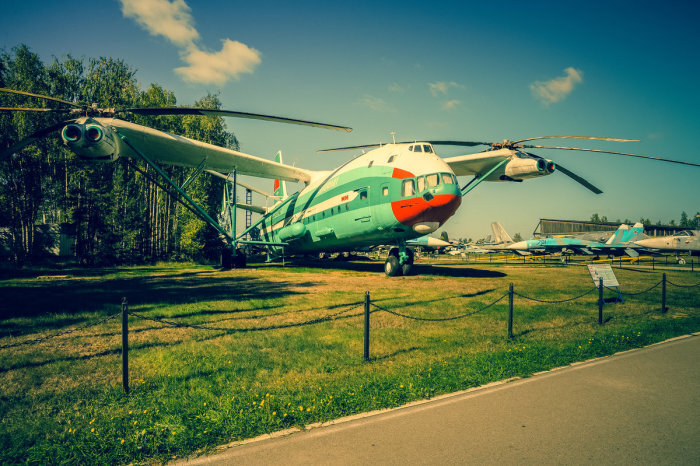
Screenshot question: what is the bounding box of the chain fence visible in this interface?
[667,279,700,288]
[513,287,597,304]
[0,311,121,350]
[370,292,508,322]
[127,303,365,333]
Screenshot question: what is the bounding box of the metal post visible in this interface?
[121,297,129,394]
[364,291,370,361]
[508,283,514,339]
[231,170,237,253]
[661,273,667,313]
[598,278,604,325]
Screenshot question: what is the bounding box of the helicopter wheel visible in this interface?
[385,255,401,276]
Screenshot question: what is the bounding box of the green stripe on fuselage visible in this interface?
[260,165,423,254]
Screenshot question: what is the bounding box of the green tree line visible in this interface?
[590,212,699,228]
[0,44,238,265]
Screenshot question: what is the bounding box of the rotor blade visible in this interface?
[0,87,82,108]
[518,145,700,168]
[317,143,382,153]
[426,140,493,147]
[512,135,639,145]
[0,119,76,161]
[121,107,352,132]
[0,107,71,113]
[317,140,491,153]
[526,152,603,194]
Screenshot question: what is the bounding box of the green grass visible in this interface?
[0,259,698,464]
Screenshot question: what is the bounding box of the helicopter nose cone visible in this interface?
[392,192,461,230]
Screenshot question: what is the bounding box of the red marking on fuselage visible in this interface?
[391,194,461,226]
[392,167,414,179]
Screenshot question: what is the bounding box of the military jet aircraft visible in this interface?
[634,230,700,258]
[507,223,647,257]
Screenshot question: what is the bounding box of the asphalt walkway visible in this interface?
[184,334,699,465]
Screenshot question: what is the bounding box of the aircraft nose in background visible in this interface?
[508,241,528,250]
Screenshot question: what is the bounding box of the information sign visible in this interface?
[587,264,620,288]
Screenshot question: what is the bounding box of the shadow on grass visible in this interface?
[263,258,508,279]
[0,271,308,338]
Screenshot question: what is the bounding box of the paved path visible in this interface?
[185,335,699,465]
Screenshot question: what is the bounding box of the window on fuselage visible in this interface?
[413,145,423,153]
[426,174,439,187]
[423,145,433,153]
[417,176,426,192]
[382,187,389,196]
[360,190,367,200]
[387,155,396,163]
[368,160,374,168]
[441,173,455,184]
[402,179,415,197]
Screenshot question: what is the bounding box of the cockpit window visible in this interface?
[423,145,433,153]
[441,173,455,184]
[426,174,439,187]
[412,144,423,153]
[387,154,396,163]
[402,179,415,197]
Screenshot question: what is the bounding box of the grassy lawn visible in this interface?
[1,259,698,464]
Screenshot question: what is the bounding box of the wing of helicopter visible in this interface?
[103,118,316,183]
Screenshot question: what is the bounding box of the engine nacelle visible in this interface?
[501,156,555,181]
[61,119,120,162]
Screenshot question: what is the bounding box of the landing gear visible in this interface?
[385,255,401,276]
[221,247,246,269]
[384,245,414,277]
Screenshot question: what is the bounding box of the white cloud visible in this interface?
[358,95,394,112]
[176,40,262,85]
[429,81,463,97]
[119,0,260,85]
[530,67,583,105]
[120,0,198,47]
[442,99,461,110]
[388,82,405,93]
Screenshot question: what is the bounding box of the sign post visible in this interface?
[587,264,623,304]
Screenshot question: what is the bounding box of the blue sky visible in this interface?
[2,0,699,239]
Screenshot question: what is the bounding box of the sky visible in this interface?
[2,0,699,240]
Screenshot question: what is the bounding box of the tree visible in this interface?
[512,233,523,242]
[0,44,241,265]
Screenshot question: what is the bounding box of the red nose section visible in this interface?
[391,193,461,226]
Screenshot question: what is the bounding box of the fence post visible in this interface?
[598,278,604,325]
[508,283,514,339]
[122,297,129,394]
[652,256,655,270]
[661,273,667,314]
[364,291,370,362]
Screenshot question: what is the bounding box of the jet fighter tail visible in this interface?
[491,222,513,244]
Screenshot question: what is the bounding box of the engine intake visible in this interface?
[503,157,556,180]
[61,119,119,162]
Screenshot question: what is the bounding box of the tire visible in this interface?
[221,248,233,269]
[401,248,415,276]
[233,254,247,269]
[385,255,402,276]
